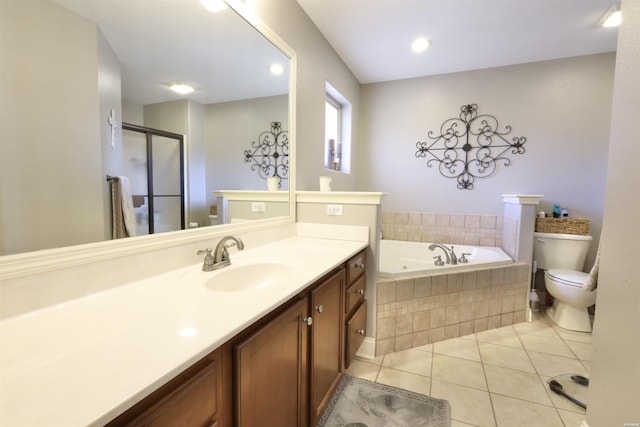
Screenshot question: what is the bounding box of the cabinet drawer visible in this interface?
[108,349,221,427]
[345,302,367,370]
[346,250,366,285]
[345,275,366,318]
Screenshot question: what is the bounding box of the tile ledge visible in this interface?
[502,194,544,205]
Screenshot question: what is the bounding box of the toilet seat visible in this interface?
[546,269,589,288]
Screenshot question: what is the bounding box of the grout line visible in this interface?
[368,313,591,426]
[479,327,501,426]
[428,344,434,396]
[516,317,558,416]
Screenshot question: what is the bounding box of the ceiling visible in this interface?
[46,0,619,104]
[295,0,620,84]
[51,0,289,105]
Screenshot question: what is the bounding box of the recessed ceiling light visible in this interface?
[168,83,194,94]
[411,38,431,53]
[201,0,228,13]
[269,63,284,75]
[600,4,621,27]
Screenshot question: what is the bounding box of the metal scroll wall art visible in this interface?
[415,104,526,190]
[244,121,289,184]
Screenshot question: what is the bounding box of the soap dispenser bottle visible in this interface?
[553,204,561,218]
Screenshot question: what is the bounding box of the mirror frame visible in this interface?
[0,0,297,280]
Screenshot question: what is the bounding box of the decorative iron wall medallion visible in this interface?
[244,121,289,182]
[415,104,526,189]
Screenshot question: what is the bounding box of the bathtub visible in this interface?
[379,239,513,279]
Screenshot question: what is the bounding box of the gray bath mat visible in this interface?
[317,374,451,427]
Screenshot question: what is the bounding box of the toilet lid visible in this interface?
[546,269,590,287]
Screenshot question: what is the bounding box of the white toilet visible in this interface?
[533,232,596,332]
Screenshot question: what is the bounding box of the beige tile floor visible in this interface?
[346,311,592,427]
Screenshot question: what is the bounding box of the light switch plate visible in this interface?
[327,204,343,216]
[251,202,266,212]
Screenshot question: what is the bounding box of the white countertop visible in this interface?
[0,236,367,426]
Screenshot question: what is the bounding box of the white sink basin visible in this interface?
[182,260,296,293]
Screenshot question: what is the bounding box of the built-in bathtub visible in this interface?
[379,239,513,278]
[375,239,529,356]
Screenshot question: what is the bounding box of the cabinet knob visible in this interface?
[303,316,313,326]
[315,305,324,313]
[354,263,365,270]
[356,329,366,336]
[356,289,365,295]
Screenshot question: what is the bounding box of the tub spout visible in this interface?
[428,244,451,264]
[449,246,458,265]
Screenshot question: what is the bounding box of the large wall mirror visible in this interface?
[1,0,294,259]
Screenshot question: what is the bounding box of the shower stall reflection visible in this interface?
[122,124,185,235]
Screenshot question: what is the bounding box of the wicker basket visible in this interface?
[535,217,590,235]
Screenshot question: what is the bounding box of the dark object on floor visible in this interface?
[548,379,587,409]
[571,375,590,386]
[317,375,450,427]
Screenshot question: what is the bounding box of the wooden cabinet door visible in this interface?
[310,269,345,425]
[234,298,309,427]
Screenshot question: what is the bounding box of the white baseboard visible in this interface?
[355,337,376,360]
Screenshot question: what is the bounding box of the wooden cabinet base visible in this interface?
[108,248,368,427]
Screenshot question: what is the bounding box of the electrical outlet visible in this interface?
[327,204,343,216]
[251,202,266,212]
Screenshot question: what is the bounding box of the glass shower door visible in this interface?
[150,135,184,233]
[122,124,185,235]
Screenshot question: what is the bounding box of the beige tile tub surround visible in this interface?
[376,263,529,355]
[381,211,504,247]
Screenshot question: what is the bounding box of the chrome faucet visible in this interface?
[428,244,458,265]
[212,235,245,270]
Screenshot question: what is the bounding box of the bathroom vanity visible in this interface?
[107,247,367,427]
[0,237,368,427]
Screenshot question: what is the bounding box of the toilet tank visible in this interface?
[533,232,593,271]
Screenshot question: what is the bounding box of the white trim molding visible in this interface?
[214,190,289,202]
[355,337,377,360]
[297,191,385,205]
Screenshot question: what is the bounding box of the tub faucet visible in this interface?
[428,244,457,265]
[211,235,245,271]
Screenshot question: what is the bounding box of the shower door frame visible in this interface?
[122,123,186,234]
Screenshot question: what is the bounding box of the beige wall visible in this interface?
[205,95,289,196]
[98,31,124,241]
[0,0,109,254]
[297,201,381,336]
[359,54,615,269]
[227,200,290,222]
[588,0,640,425]
[251,0,362,192]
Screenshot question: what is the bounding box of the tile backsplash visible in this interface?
[381,211,504,247]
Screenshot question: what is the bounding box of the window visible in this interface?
[324,81,351,173]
